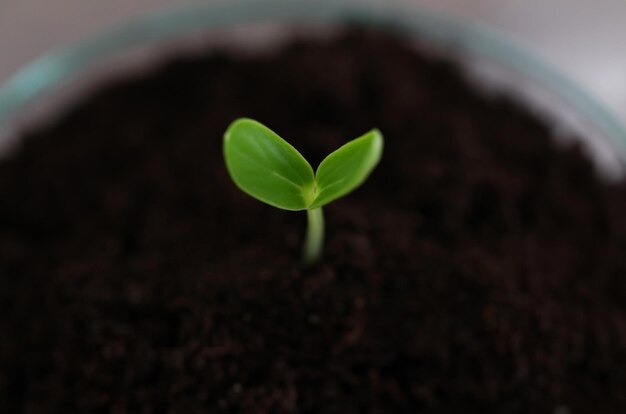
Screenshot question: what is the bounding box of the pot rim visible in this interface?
[1,0,625,162]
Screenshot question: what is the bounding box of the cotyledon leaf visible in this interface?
[223,118,315,211]
[309,129,383,209]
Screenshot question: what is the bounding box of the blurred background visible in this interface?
[0,0,625,125]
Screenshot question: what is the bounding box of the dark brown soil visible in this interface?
[1,30,626,414]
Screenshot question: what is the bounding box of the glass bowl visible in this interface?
[0,0,625,179]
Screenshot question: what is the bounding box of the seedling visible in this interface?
[223,118,383,264]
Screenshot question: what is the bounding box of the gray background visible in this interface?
[1,0,625,124]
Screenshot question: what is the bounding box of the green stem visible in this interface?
[303,207,324,265]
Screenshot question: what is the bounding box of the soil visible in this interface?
[1,29,626,414]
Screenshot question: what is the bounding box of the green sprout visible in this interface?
[223,118,384,264]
